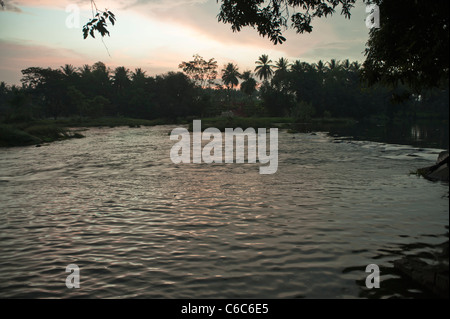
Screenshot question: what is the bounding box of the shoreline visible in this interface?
[1,115,448,148]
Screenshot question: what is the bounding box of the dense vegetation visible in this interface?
[217,0,449,93]
[0,54,448,146]
[1,56,448,125]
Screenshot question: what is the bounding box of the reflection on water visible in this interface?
[0,125,448,298]
[293,121,449,149]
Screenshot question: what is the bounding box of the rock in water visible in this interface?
[437,150,449,164]
[394,256,449,298]
[418,150,449,182]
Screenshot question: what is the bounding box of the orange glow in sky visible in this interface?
[0,0,371,85]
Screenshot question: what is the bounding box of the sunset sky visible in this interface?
[1,0,372,85]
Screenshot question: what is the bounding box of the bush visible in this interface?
[0,125,42,147]
[24,125,68,141]
[323,110,332,118]
[291,101,316,123]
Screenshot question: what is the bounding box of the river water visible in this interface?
[0,125,448,298]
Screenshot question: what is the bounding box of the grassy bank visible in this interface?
[0,117,177,147]
[0,116,359,146]
[0,123,85,147]
[28,117,176,128]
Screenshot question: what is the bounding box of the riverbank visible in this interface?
[0,116,349,147]
[0,117,172,147]
[0,124,84,147]
[1,115,448,148]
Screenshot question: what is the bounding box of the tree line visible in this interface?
[0,55,448,124]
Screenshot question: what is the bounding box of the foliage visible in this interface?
[82,1,116,39]
[179,55,218,88]
[291,101,315,122]
[0,55,448,136]
[217,0,356,44]
[24,125,68,141]
[363,0,449,93]
[0,125,41,147]
[221,63,241,89]
[255,54,274,81]
[240,71,257,97]
[217,0,449,94]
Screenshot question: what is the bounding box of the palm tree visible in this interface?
[60,64,78,78]
[254,54,274,81]
[240,70,257,97]
[131,68,147,87]
[112,66,131,91]
[327,59,339,72]
[341,59,351,71]
[221,63,240,89]
[274,57,290,76]
[350,61,361,72]
[78,64,91,77]
[314,60,325,73]
[131,68,146,80]
[271,57,291,91]
[291,60,312,73]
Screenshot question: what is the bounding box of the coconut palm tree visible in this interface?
[60,64,78,78]
[291,60,313,73]
[341,59,351,71]
[112,66,131,91]
[221,63,240,89]
[78,64,91,77]
[254,54,274,81]
[327,59,339,72]
[314,60,326,73]
[271,57,291,91]
[240,70,257,97]
[350,61,361,72]
[274,57,290,76]
[131,68,147,87]
[131,68,146,80]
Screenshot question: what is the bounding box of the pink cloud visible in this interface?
[0,39,187,85]
[140,0,369,63]
[0,39,93,84]
[4,0,71,9]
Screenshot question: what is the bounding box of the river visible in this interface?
[0,124,448,298]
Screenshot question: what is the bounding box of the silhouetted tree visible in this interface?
[240,71,257,97]
[255,54,274,82]
[221,63,240,89]
[179,54,218,88]
[82,1,116,40]
[363,0,449,93]
[272,57,291,91]
[217,0,449,93]
[217,0,356,44]
[4,57,446,124]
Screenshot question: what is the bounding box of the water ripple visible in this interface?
[0,126,448,298]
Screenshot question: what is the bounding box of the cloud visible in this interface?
[130,0,369,64]
[0,0,370,85]
[0,39,92,84]
[1,0,22,12]
[0,38,182,85]
[7,0,208,10]
[123,0,208,9]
